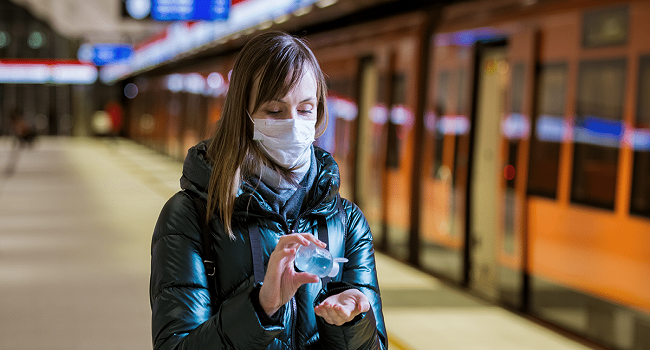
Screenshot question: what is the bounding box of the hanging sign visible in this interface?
[151,0,230,21]
[78,44,134,66]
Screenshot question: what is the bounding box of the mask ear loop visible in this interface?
[248,110,263,142]
[247,110,268,192]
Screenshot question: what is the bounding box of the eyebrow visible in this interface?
[272,97,316,104]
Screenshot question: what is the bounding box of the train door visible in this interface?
[381,42,419,261]
[421,37,473,284]
[469,43,509,300]
[497,29,539,310]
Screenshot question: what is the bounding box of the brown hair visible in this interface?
[205,31,328,239]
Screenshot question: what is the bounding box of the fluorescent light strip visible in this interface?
[0,60,98,84]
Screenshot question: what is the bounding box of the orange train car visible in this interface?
[421,1,650,349]
[122,0,650,348]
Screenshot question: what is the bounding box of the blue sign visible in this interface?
[151,0,230,21]
[78,44,134,66]
[574,115,624,148]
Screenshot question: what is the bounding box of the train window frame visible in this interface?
[630,55,650,218]
[527,62,567,199]
[570,58,627,210]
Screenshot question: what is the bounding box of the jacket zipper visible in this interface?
[291,297,298,350]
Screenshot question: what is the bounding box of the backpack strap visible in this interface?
[248,224,265,284]
[317,217,331,285]
[319,194,348,285]
[335,194,348,244]
[185,191,217,308]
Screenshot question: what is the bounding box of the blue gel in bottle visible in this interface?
[295,242,348,278]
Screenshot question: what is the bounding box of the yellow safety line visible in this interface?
[388,331,415,350]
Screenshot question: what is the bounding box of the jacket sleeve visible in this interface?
[315,199,388,350]
[149,192,285,350]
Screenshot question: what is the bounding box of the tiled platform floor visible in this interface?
[0,137,597,349]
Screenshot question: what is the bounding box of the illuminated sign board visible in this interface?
[78,44,134,66]
[0,60,98,84]
[151,0,230,21]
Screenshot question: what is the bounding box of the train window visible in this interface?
[457,69,468,114]
[582,5,628,48]
[571,59,626,209]
[527,63,567,198]
[386,73,406,169]
[510,63,525,113]
[327,78,357,159]
[436,70,451,112]
[630,56,650,217]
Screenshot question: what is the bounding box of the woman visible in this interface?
[150,31,387,350]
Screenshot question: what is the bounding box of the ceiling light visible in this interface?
[316,0,338,8]
[293,5,312,17]
[274,14,291,24]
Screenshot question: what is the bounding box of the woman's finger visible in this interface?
[300,233,327,248]
[294,271,319,285]
[315,309,333,324]
[315,291,371,326]
[357,297,370,313]
[275,246,298,258]
[276,234,309,248]
[315,302,347,326]
[284,232,326,249]
[327,308,347,326]
[315,304,337,324]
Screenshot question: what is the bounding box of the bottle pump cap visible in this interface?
[328,257,348,277]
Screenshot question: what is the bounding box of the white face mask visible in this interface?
[252,118,316,169]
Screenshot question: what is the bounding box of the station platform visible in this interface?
[0,137,598,350]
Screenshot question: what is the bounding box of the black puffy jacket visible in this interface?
[150,141,387,350]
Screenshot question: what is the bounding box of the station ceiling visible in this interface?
[9,0,166,44]
[8,0,428,46]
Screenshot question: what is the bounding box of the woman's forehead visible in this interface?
[250,67,318,107]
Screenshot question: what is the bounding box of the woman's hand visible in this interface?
[314,289,370,326]
[258,233,326,317]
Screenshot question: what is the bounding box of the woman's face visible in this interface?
[248,68,318,121]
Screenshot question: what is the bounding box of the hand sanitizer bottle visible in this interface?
[294,242,348,278]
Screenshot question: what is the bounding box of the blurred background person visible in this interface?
[4,109,36,175]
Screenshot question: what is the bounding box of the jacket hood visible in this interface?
[180,140,212,200]
[180,140,341,217]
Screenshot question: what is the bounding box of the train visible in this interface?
[120,0,650,349]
